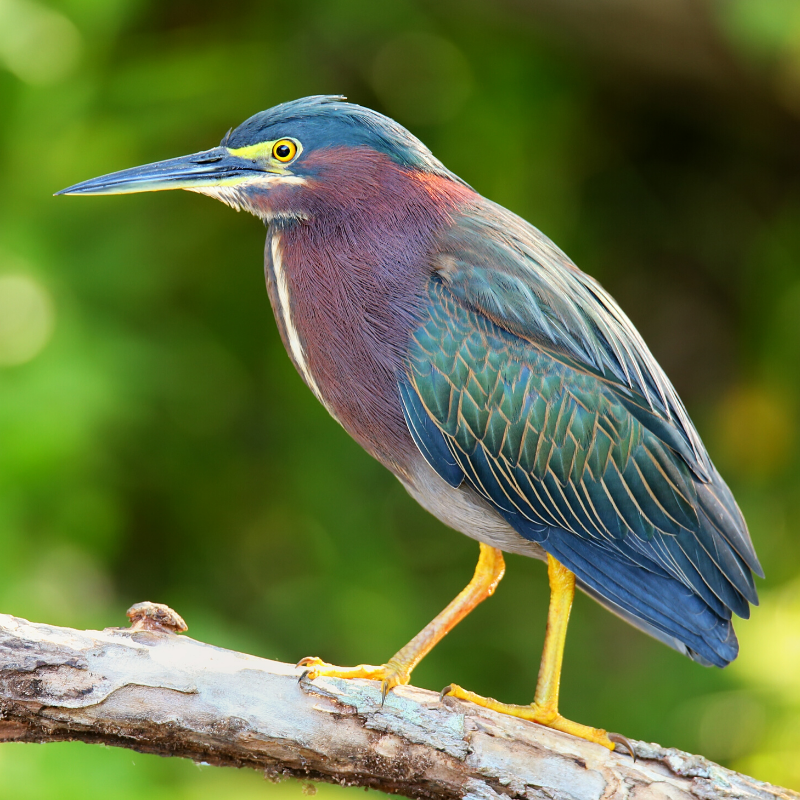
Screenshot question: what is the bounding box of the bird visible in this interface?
[58,95,762,751]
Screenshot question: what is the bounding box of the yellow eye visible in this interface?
[272,139,298,162]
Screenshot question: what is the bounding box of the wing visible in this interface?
[433,201,714,480]
[401,204,762,667]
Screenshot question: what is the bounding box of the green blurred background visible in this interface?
[1,0,800,796]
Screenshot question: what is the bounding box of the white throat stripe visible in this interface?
[270,235,328,407]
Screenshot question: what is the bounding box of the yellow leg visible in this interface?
[442,554,616,750]
[299,543,505,699]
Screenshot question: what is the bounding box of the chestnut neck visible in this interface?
[260,148,474,474]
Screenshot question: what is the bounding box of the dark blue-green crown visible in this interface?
[226,95,465,183]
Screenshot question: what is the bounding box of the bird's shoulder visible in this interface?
[406,278,700,540]
[428,197,711,481]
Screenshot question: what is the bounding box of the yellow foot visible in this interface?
[297,657,410,701]
[441,683,621,752]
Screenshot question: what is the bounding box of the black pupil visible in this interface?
[276,143,291,159]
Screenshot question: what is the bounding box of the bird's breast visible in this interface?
[264,226,424,475]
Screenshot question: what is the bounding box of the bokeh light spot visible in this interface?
[713,384,794,480]
[0,0,81,85]
[696,692,766,762]
[733,579,800,702]
[371,32,473,126]
[718,0,800,57]
[0,274,55,366]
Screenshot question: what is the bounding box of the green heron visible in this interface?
[58,96,762,751]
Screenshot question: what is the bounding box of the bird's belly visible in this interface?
[401,453,547,560]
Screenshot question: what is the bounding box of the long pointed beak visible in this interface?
[55,147,266,196]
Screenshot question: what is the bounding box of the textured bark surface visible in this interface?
[0,611,796,800]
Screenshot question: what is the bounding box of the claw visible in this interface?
[300,666,321,683]
[439,684,455,701]
[609,732,637,760]
[296,656,323,668]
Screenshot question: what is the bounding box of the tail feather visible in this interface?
[577,579,737,667]
[537,525,740,667]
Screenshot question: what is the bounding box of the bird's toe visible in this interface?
[440,683,618,751]
[296,657,398,686]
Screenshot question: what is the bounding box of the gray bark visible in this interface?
[0,610,796,800]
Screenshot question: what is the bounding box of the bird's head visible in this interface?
[57,96,465,222]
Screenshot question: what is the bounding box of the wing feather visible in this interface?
[434,202,712,480]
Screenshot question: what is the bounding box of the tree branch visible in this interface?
[0,608,795,800]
